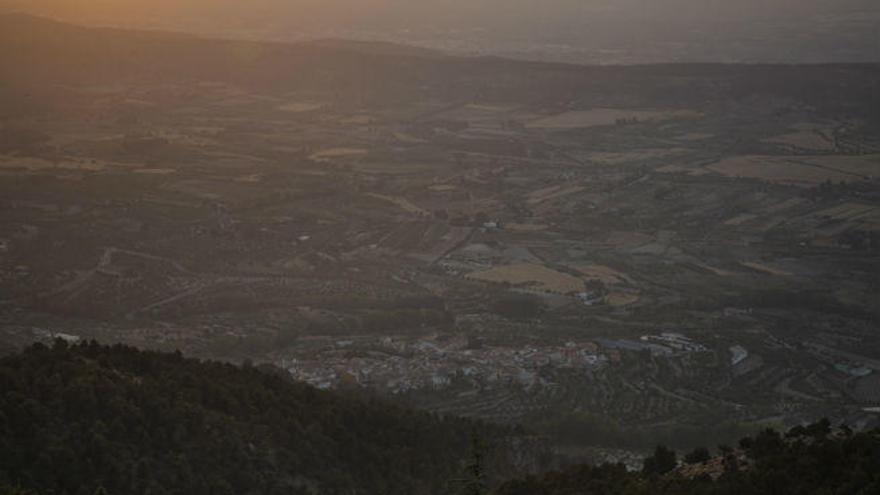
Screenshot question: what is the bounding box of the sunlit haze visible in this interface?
[0,2,879,495]
[2,0,879,62]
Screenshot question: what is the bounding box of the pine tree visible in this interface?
[452,432,488,495]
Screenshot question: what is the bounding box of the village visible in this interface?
[282,335,614,393]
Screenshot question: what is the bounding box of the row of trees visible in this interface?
[497,419,880,495]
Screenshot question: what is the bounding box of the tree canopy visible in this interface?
[496,420,880,495]
[0,341,515,495]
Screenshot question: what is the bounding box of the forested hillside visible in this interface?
[0,341,527,495]
[2,344,879,495]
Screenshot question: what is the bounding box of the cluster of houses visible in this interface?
[596,332,709,358]
[281,331,720,393]
[282,335,610,393]
[641,332,709,353]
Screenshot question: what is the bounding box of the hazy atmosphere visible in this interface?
[0,2,878,495]
[3,0,879,62]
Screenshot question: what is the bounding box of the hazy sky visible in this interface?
[5,0,877,25]
[2,0,878,62]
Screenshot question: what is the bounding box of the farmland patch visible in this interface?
[309,148,368,161]
[740,261,792,276]
[526,108,699,130]
[277,102,324,113]
[572,264,632,285]
[527,185,585,205]
[765,131,834,151]
[705,156,875,187]
[366,193,430,216]
[467,263,585,294]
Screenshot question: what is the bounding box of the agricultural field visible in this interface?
[527,185,587,205]
[277,102,325,113]
[309,147,369,161]
[466,263,586,294]
[705,156,873,186]
[366,193,430,216]
[765,130,836,151]
[2,17,879,453]
[525,108,699,129]
[572,264,632,285]
[740,261,792,277]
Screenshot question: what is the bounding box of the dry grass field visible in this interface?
[526,108,699,129]
[430,103,517,126]
[339,115,375,125]
[816,202,878,221]
[394,132,427,144]
[346,162,433,175]
[814,202,880,231]
[740,261,792,276]
[691,262,733,277]
[765,131,835,151]
[655,164,693,174]
[604,231,655,248]
[467,263,585,294]
[152,129,220,147]
[505,223,549,232]
[366,193,430,216]
[464,103,519,112]
[235,173,263,182]
[800,155,880,179]
[0,155,118,172]
[587,148,688,165]
[675,132,714,141]
[428,184,457,192]
[527,185,585,205]
[723,213,759,226]
[277,102,325,113]
[572,264,632,285]
[765,198,806,213]
[606,292,640,307]
[309,148,369,161]
[705,156,869,187]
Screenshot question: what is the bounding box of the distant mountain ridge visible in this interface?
[0,12,442,61]
[1,1,877,63]
[2,13,878,115]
